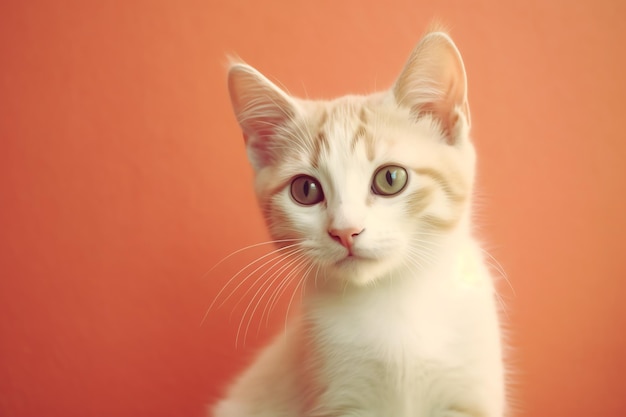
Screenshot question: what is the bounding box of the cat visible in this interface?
[212,30,506,417]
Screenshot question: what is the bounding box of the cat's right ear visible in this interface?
[228,63,298,172]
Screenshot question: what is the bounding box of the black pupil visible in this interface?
[303,180,310,197]
[386,170,393,186]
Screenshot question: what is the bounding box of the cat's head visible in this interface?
[227,32,475,287]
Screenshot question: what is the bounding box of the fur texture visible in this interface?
[214,31,506,417]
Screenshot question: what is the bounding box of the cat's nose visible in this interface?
[328,227,364,250]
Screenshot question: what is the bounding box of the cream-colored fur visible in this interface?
[213,31,506,417]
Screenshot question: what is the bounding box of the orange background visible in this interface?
[1,1,625,416]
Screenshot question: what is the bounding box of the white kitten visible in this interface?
[213,30,506,417]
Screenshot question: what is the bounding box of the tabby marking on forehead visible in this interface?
[309,102,377,166]
[318,103,375,162]
[350,124,375,162]
[310,131,329,169]
[309,109,328,168]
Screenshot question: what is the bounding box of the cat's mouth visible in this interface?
[335,252,374,266]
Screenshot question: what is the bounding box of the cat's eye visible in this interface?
[372,165,408,196]
[290,175,324,205]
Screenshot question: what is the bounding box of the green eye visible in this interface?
[372,165,408,196]
[290,175,324,205]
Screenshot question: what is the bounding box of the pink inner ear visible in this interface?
[419,78,466,145]
[242,113,288,169]
[421,58,469,144]
[417,102,454,143]
[247,137,274,167]
[228,63,298,170]
[244,114,286,142]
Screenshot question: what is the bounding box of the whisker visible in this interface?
[414,231,446,239]
[213,244,299,311]
[202,238,302,278]
[404,250,427,272]
[406,244,438,267]
[313,263,322,289]
[266,254,309,317]
[254,260,301,337]
[200,241,303,326]
[238,254,309,347]
[259,254,303,322]
[481,248,515,296]
[228,246,302,312]
[284,261,312,334]
[299,261,316,299]
[493,289,510,320]
[230,251,303,334]
[241,249,308,337]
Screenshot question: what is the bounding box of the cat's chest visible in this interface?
[303,273,461,365]
[297,286,459,417]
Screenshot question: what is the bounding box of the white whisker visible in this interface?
[234,250,307,347]
[202,238,302,277]
[200,240,303,326]
[481,248,515,296]
[284,262,312,334]
[228,246,302,312]
[266,254,309,317]
[256,251,308,328]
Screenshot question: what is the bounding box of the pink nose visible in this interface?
[328,227,364,249]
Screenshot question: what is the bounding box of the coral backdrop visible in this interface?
[1,1,624,416]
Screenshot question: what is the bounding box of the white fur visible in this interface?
[215,32,506,417]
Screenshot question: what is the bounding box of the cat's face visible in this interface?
[228,32,475,287]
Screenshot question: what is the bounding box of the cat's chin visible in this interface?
[334,255,371,273]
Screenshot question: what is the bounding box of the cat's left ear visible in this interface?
[393,32,470,144]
